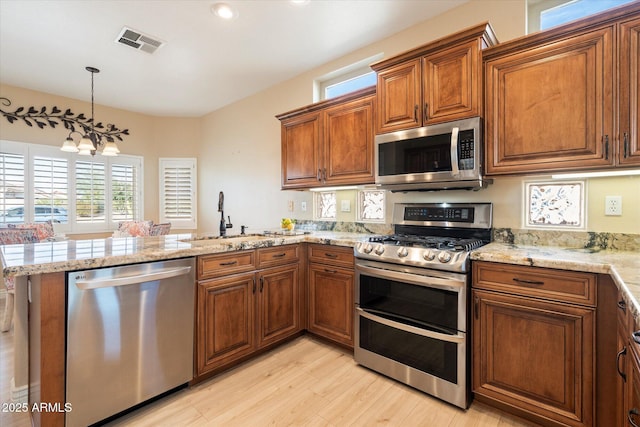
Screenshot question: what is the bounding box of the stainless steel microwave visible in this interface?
[375,117,489,191]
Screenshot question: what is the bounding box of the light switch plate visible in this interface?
[341,200,351,212]
[301,201,307,212]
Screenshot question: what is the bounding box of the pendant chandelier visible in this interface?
[60,66,120,156]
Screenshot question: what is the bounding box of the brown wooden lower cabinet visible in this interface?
[473,289,594,427]
[195,246,302,379]
[257,264,300,348]
[197,272,256,375]
[307,262,354,347]
[472,261,600,427]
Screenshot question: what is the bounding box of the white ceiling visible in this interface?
[0,0,467,117]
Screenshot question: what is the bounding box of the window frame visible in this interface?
[314,53,383,102]
[0,140,144,234]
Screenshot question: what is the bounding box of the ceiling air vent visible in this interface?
[115,27,164,54]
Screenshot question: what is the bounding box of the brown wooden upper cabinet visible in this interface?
[277,86,375,190]
[483,2,640,175]
[371,23,497,134]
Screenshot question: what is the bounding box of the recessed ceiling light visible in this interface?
[290,0,310,5]
[211,2,238,20]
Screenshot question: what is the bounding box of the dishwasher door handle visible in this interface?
[75,266,193,290]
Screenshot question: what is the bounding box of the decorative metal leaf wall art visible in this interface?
[0,97,130,142]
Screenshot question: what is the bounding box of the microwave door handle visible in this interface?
[450,127,460,177]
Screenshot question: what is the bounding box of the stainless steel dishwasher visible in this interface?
[65,258,195,427]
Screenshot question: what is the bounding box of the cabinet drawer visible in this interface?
[308,244,354,268]
[257,245,299,268]
[198,250,256,279]
[473,261,596,306]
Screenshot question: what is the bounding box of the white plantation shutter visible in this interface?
[111,162,139,221]
[159,158,196,229]
[0,151,25,225]
[75,160,106,224]
[33,155,68,223]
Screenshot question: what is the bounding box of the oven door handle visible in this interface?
[356,307,465,344]
[356,263,464,291]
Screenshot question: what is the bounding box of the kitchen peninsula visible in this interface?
[2,231,640,427]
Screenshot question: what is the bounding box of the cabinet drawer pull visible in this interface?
[424,103,428,122]
[324,252,338,259]
[512,277,544,286]
[619,299,627,313]
[253,278,256,294]
[629,408,639,427]
[474,295,479,320]
[272,253,287,258]
[260,277,264,292]
[324,269,337,274]
[633,331,640,345]
[617,346,627,381]
[317,169,322,182]
[604,135,609,160]
[414,104,418,122]
[220,260,238,266]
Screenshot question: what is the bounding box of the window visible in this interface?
[357,188,386,223]
[313,191,336,220]
[0,140,143,233]
[524,181,585,229]
[159,158,197,229]
[527,0,634,33]
[314,54,383,101]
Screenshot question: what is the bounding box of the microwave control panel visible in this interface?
[458,129,475,170]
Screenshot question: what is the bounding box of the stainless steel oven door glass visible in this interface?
[354,259,470,408]
[355,259,468,333]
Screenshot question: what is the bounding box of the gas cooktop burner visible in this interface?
[354,202,493,273]
[369,234,485,252]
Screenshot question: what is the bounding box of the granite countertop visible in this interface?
[0,231,370,277]
[3,231,639,322]
[472,242,640,322]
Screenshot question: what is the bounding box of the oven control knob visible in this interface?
[438,251,452,263]
[423,250,436,261]
[397,247,409,258]
[363,244,374,254]
[374,245,385,255]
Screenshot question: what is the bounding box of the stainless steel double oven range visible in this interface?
[354,202,492,409]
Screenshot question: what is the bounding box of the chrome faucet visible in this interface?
[218,191,233,236]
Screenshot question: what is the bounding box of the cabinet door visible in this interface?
[257,264,300,348]
[485,26,614,175]
[324,95,375,185]
[473,289,594,427]
[281,111,322,189]
[619,17,640,166]
[423,39,478,124]
[618,326,629,427]
[376,59,421,133]
[196,273,255,375]
[308,262,354,347]
[629,351,640,427]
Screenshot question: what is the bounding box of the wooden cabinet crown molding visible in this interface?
[482,1,640,61]
[370,22,498,72]
[275,86,376,121]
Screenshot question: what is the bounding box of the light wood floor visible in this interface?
[0,296,538,427]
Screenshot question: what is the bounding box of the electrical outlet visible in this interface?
[605,196,622,216]
[341,200,351,212]
[301,201,307,212]
[287,200,294,212]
